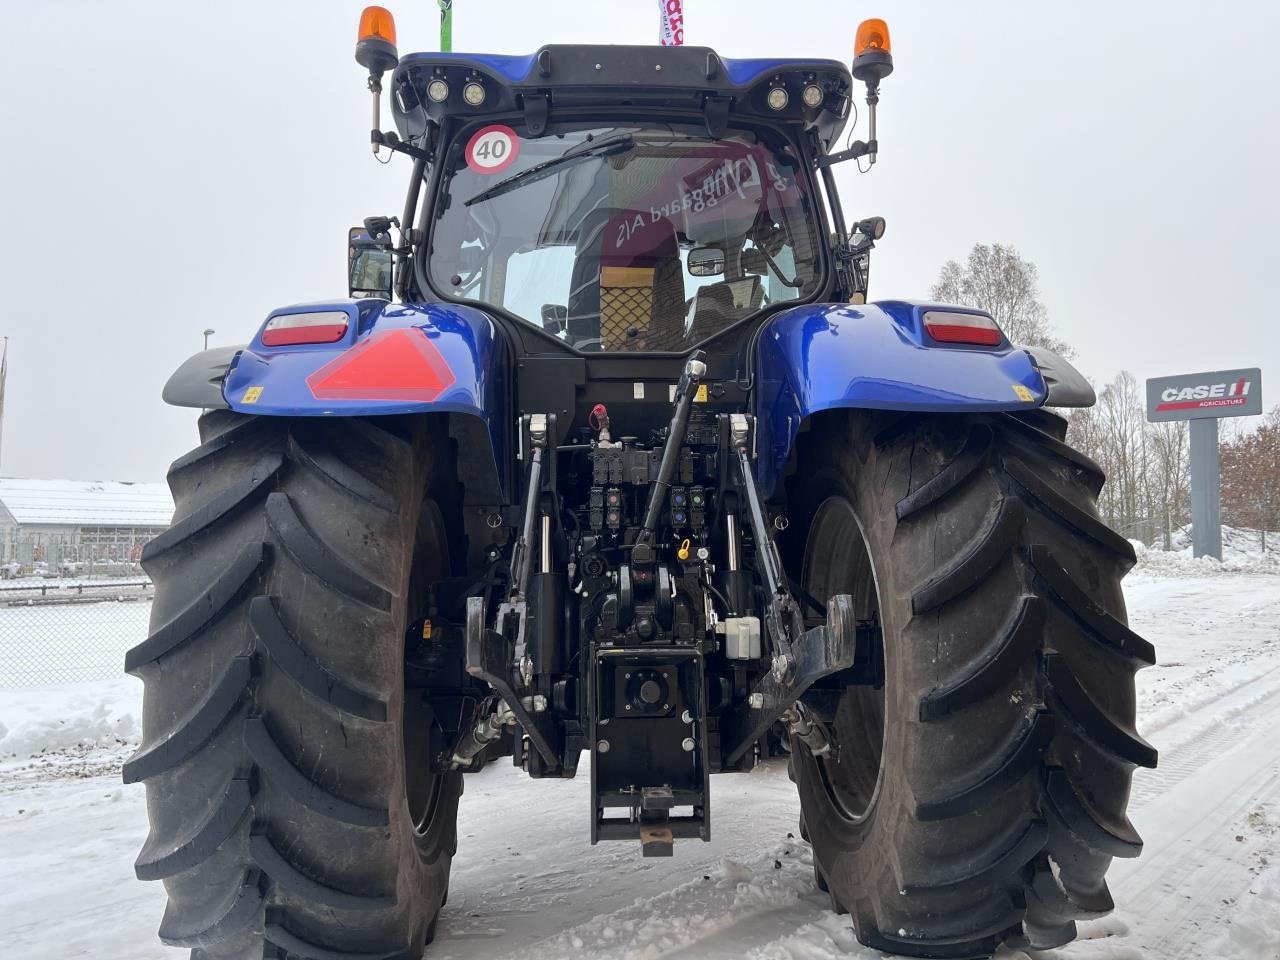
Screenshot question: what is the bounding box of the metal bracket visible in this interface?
[465,596,557,766]
[523,92,550,136]
[815,138,876,169]
[721,594,858,766]
[703,95,731,139]
[370,129,434,163]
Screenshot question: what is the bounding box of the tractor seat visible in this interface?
[571,210,686,352]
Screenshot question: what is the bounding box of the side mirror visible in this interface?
[687,246,726,278]
[348,226,393,300]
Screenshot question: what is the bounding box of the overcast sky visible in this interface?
[2,1,1276,481]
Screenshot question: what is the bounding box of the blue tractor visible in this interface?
[130,11,1154,959]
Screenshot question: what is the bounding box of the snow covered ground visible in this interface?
[2,554,1279,959]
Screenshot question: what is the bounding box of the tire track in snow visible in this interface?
[1129,673,1280,810]
[1113,686,1280,959]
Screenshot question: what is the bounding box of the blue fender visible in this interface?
[220,298,510,495]
[754,300,1047,493]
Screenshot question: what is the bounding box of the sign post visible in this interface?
[1145,368,1263,559]
[1187,418,1223,559]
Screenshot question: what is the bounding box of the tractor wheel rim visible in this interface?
[404,499,449,839]
[802,495,887,823]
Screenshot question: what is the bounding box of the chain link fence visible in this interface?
[0,578,152,686]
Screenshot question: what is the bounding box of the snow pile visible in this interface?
[1131,526,1280,577]
[1170,523,1278,558]
[0,675,141,757]
[1131,523,1280,576]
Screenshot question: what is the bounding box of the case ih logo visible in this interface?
[1146,367,1263,423]
[1156,375,1254,412]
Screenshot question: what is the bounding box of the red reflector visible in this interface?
[306,328,456,402]
[261,311,350,347]
[923,311,1002,346]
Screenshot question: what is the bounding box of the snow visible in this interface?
[1169,523,1279,559]
[1212,857,1280,960]
[0,676,140,757]
[0,477,173,527]
[1131,529,1280,577]
[2,571,1279,958]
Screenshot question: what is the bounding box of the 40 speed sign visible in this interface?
[465,125,520,175]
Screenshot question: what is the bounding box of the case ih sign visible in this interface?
[1145,366,1264,559]
[1146,368,1263,422]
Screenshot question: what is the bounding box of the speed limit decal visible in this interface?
[465,125,520,174]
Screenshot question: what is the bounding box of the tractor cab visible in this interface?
[426,119,824,353]
[354,21,894,355]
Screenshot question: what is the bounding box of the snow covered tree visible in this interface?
[931,243,1073,356]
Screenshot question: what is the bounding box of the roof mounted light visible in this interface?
[355,6,399,75]
[802,84,824,109]
[355,6,400,156]
[463,80,486,107]
[852,18,894,168]
[853,18,893,85]
[855,18,890,56]
[427,78,450,103]
[766,85,789,111]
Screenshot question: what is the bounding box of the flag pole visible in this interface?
[438,0,453,52]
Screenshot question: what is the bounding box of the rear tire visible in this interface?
[783,410,1155,958]
[126,411,462,959]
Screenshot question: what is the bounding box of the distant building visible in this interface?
[0,478,173,568]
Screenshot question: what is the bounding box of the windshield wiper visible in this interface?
[464,134,635,207]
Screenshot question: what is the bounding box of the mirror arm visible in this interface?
[371,129,434,164]
[814,139,876,169]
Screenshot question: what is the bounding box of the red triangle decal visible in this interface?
[307,328,457,402]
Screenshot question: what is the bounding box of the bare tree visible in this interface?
[1066,370,1192,547]
[1148,420,1190,549]
[931,243,1073,356]
[1094,372,1149,537]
